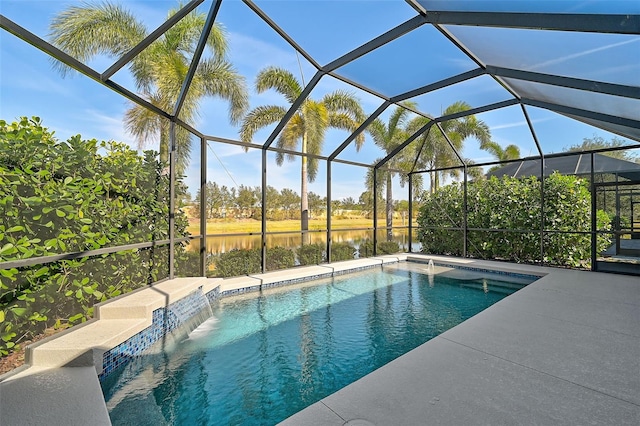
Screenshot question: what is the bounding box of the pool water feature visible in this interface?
[101,263,537,425]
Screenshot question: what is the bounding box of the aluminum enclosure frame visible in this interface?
[1,0,639,277]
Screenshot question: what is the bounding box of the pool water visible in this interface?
[101,263,536,425]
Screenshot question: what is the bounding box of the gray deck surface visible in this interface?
[280,260,640,426]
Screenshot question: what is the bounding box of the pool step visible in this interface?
[459,282,522,295]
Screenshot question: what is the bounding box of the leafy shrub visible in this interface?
[0,117,191,356]
[358,240,375,258]
[357,240,400,258]
[212,246,295,277]
[378,241,401,254]
[417,173,611,268]
[331,242,356,262]
[213,248,261,277]
[266,246,295,271]
[297,243,325,265]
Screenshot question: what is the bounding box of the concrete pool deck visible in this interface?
[0,255,638,425]
[281,256,640,425]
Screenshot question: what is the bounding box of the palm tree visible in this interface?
[407,101,492,192]
[367,103,419,240]
[50,1,248,171]
[483,141,521,172]
[484,141,521,162]
[239,66,365,231]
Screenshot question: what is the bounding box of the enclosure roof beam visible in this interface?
[433,24,521,102]
[175,118,205,139]
[102,0,204,80]
[410,127,431,173]
[487,66,640,99]
[436,122,466,166]
[329,101,391,161]
[0,15,171,120]
[203,134,373,168]
[391,68,485,102]
[437,98,519,121]
[242,0,321,70]
[376,121,434,170]
[375,98,518,170]
[411,143,640,174]
[521,98,640,130]
[421,11,640,34]
[262,71,324,149]
[173,0,222,118]
[520,105,544,158]
[322,15,426,72]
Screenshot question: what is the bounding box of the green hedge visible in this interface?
[417,173,611,268]
[331,242,357,262]
[297,243,325,265]
[358,240,401,258]
[212,246,296,277]
[212,242,359,277]
[0,117,190,356]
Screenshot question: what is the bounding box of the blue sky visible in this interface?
[1,0,637,201]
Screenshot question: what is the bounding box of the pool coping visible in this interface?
[5,254,625,426]
[0,255,407,425]
[281,256,640,425]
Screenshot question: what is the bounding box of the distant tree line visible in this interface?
[190,183,415,221]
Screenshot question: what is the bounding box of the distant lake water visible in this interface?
[187,228,419,257]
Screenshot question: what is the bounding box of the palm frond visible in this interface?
[387,102,416,138]
[164,6,228,58]
[321,91,365,121]
[239,105,288,144]
[255,67,302,104]
[196,58,248,124]
[124,96,192,172]
[302,101,328,158]
[366,118,388,147]
[504,144,521,160]
[49,1,147,76]
[405,115,431,137]
[124,97,163,150]
[276,114,304,160]
[328,112,367,151]
[481,140,503,159]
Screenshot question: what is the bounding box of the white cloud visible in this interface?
[229,31,305,76]
[530,38,640,71]
[70,110,137,149]
[490,116,554,130]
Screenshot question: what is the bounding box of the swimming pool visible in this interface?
[101,262,537,425]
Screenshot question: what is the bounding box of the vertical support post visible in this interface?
[590,153,597,271]
[373,168,378,257]
[615,173,621,255]
[521,105,545,265]
[200,137,207,277]
[327,161,332,263]
[261,149,267,273]
[540,157,545,265]
[463,165,468,257]
[408,174,413,253]
[169,122,176,279]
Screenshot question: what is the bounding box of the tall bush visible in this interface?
[417,173,611,268]
[212,246,295,277]
[297,243,325,266]
[331,242,356,262]
[358,240,400,258]
[0,117,190,356]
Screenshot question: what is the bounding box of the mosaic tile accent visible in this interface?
[98,261,400,381]
[98,288,211,381]
[217,264,386,298]
[408,258,542,281]
[205,286,220,305]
